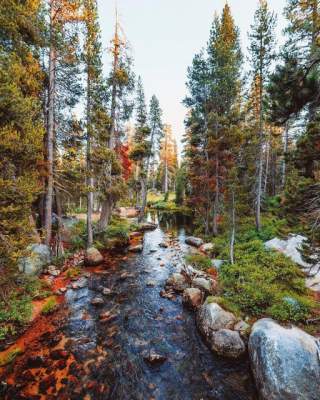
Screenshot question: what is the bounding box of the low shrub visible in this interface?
[206,296,242,317]
[0,347,22,367]
[185,254,212,270]
[41,297,58,315]
[66,267,81,279]
[219,240,314,322]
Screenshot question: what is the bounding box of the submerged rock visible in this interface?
[102,287,112,296]
[85,247,104,266]
[185,237,204,248]
[159,242,169,248]
[249,318,320,400]
[91,297,104,306]
[138,222,158,232]
[182,288,203,309]
[71,277,88,290]
[143,350,167,365]
[166,273,189,292]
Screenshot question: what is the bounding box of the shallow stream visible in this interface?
[1,212,257,400]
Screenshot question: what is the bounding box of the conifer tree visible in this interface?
[130,76,151,221]
[148,95,164,189]
[98,12,135,231]
[44,0,82,247]
[207,4,242,235]
[248,0,277,231]
[0,0,44,280]
[83,0,103,247]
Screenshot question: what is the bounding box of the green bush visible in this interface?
[206,296,241,317]
[219,240,313,321]
[41,297,58,315]
[0,295,32,325]
[185,254,212,270]
[0,347,22,367]
[267,295,314,322]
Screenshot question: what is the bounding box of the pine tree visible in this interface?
[159,124,178,197]
[148,95,163,189]
[0,0,44,281]
[248,0,277,231]
[83,0,103,248]
[130,76,151,221]
[44,0,83,247]
[98,12,135,231]
[207,4,243,235]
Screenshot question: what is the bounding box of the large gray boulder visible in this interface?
[196,301,245,359]
[197,301,237,336]
[19,244,51,275]
[185,236,204,248]
[249,318,320,400]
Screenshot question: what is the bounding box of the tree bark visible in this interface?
[86,57,93,248]
[44,0,56,247]
[98,199,112,231]
[230,190,235,265]
[98,19,119,230]
[282,121,289,188]
[255,45,264,232]
[55,187,64,257]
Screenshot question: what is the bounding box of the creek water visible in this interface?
[1,212,257,400]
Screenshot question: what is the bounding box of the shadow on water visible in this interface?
[1,211,257,400]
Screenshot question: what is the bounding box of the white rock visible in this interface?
[265,235,309,267]
[200,243,215,253]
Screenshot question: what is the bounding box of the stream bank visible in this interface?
[0,212,256,400]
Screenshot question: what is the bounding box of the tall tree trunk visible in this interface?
[164,159,168,195]
[98,200,112,231]
[138,177,147,222]
[256,55,264,232]
[213,155,219,236]
[282,121,289,189]
[44,0,56,247]
[230,190,235,265]
[213,120,220,236]
[263,135,270,194]
[86,63,93,248]
[55,187,64,257]
[98,18,119,230]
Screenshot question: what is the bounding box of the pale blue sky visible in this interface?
[97,0,287,151]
